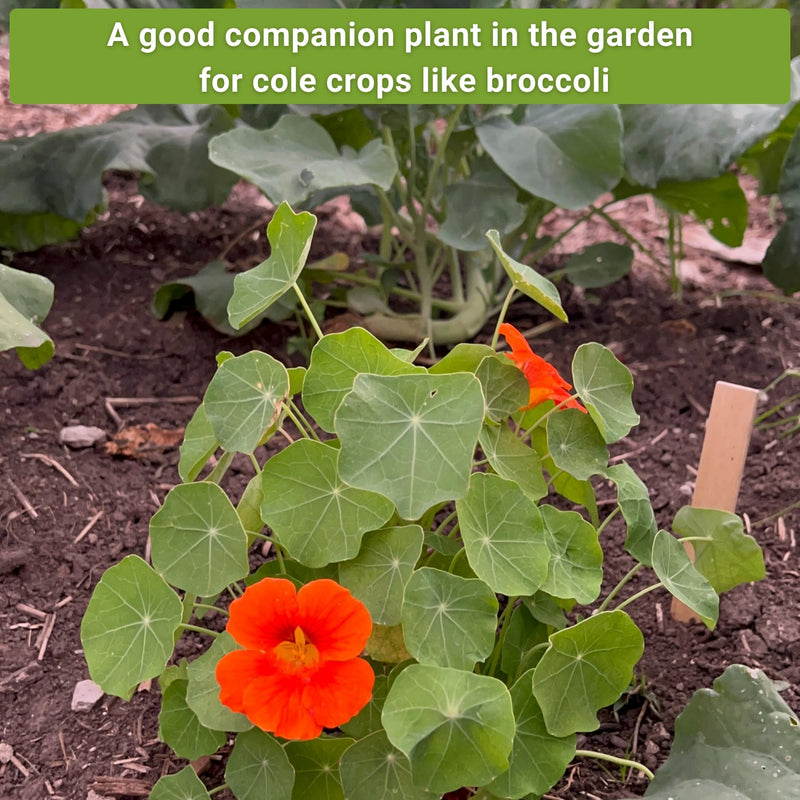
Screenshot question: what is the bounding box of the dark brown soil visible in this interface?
[2,78,799,800]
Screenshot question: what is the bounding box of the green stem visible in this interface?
[274,544,287,575]
[515,641,550,679]
[292,283,324,340]
[755,392,800,424]
[596,506,622,536]
[208,785,229,797]
[593,206,669,274]
[486,598,517,677]
[491,285,517,349]
[422,104,465,214]
[596,563,643,614]
[436,508,459,535]
[193,602,229,617]
[206,451,234,484]
[753,497,800,527]
[284,401,320,442]
[574,750,654,781]
[449,248,465,305]
[227,583,243,599]
[249,452,261,475]
[179,623,219,638]
[448,547,467,574]
[613,582,664,613]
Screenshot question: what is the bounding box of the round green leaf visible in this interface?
[159,679,225,760]
[539,506,603,604]
[546,409,609,481]
[260,440,395,568]
[456,473,550,596]
[672,507,765,594]
[486,670,576,799]
[336,373,485,521]
[437,160,526,252]
[149,766,211,800]
[486,231,567,323]
[476,355,530,423]
[479,423,547,502]
[204,350,289,454]
[303,327,425,433]
[428,343,495,375]
[652,529,719,630]
[477,106,624,210]
[186,632,252,733]
[339,730,434,800]
[382,664,515,794]
[209,115,397,209]
[81,555,182,700]
[284,737,354,800]
[150,482,249,596]
[178,404,219,483]
[0,263,54,369]
[226,728,295,800]
[606,462,658,567]
[401,568,498,671]
[563,243,634,289]
[338,525,423,626]
[533,610,644,737]
[225,202,316,329]
[571,343,639,444]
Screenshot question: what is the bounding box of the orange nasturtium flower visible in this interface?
[498,322,586,413]
[215,578,374,740]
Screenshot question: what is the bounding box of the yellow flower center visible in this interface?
[273,626,320,671]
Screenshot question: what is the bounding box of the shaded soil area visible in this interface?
[2,78,799,800]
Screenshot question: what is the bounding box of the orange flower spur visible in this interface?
[498,323,586,412]
[215,577,374,740]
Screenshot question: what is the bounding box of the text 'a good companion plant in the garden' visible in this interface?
[80,203,766,800]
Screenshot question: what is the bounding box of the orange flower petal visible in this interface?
[215,649,274,713]
[498,322,535,361]
[242,673,322,741]
[296,579,372,661]
[226,578,298,651]
[302,658,375,729]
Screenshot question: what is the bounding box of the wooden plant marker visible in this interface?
[670,380,760,623]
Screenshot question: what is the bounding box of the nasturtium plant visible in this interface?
[80,207,765,800]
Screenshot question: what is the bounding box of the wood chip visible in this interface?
[778,517,787,542]
[74,511,103,544]
[0,661,41,691]
[89,777,151,797]
[104,424,185,459]
[655,602,664,634]
[19,452,79,487]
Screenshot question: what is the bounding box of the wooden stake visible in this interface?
[671,381,760,623]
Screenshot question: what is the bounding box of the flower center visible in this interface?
[273,626,320,671]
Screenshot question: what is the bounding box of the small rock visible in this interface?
[59,425,106,449]
[71,679,104,712]
[87,790,114,800]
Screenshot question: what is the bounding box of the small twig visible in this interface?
[631,699,649,758]
[686,393,709,416]
[36,613,56,661]
[74,343,161,361]
[15,603,47,620]
[54,595,73,610]
[20,453,79,487]
[655,602,664,634]
[104,396,199,429]
[0,661,41,691]
[0,743,30,778]
[7,478,37,519]
[74,511,103,544]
